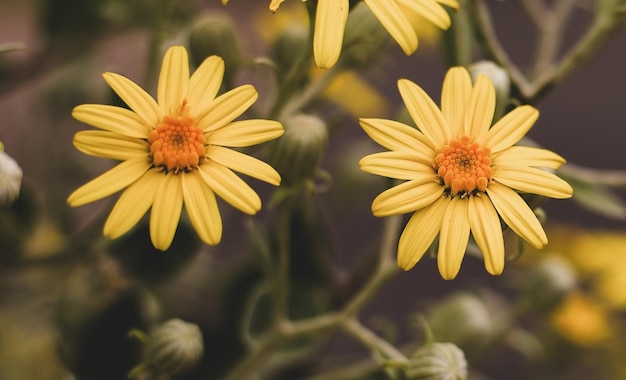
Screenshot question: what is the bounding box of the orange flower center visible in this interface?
[148,100,206,173]
[434,135,493,197]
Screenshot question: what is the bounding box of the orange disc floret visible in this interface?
[434,135,493,197]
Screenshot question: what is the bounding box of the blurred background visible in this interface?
[1,0,625,379]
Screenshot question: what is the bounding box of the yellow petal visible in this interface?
[150,173,183,250]
[398,196,448,270]
[103,170,160,238]
[359,151,437,179]
[372,180,444,217]
[365,0,417,55]
[436,0,459,9]
[469,195,504,275]
[464,74,495,140]
[313,0,349,68]
[103,72,160,126]
[437,197,470,280]
[199,162,262,215]
[270,0,285,12]
[158,46,189,116]
[486,181,547,249]
[182,171,222,245]
[188,56,224,112]
[73,131,148,160]
[493,165,573,199]
[72,104,150,138]
[208,119,283,147]
[481,105,538,153]
[196,85,258,132]
[67,158,151,206]
[441,67,472,135]
[398,79,450,148]
[398,0,451,30]
[206,145,281,185]
[359,118,435,154]
[492,146,566,170]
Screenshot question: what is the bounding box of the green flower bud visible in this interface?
[270,25,310,84]
[0,148,22,208]
[426,292,493,351]
[340,2,389,68]
[142,319,203,376]
[406,342,468,380]
[269,114,328,186]
[469,61,511,120]
[520,255,577,313]
[188,13,241,81]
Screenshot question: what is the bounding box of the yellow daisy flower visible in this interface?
[68,46,283,250]
[359,67,573,280]
[267,0,457,68]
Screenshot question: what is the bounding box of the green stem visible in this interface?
[143,0,176,89]
[447,0,474,67]
[343,318,408,363]
[273,202,293,324]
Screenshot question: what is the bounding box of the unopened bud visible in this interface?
[0,147,22,208]
[340,2,389,68]
[406,342,468,380]
[270,25,310,81]
[520,255,577,312]
[269,114,328,186]
[142,319,203,376]
[189,13,241,80]
[469,61,510,119]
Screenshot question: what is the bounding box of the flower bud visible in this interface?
[340,2,389,68]
[142,319,204,376]
[426,292,493,351]
[469,61,510,120]
[520,255,577,313]
[269,114,328,186]
[0,146,22,208]
[188,13,241,81]
[270,25,310,83]
[406,342,468,380]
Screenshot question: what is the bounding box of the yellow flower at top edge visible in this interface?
[267,0,458,68]
[359,66,573,280]
[67,46,283,250]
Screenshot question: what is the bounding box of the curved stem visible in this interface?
[342,318,408,363]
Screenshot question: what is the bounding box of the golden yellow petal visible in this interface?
[314,0,349,68]
[397,196,448,270]
[436,0,459,10]
[158,46,190,116]
[481,105,538,153]
[72,104,150,138]
[486,181,547,249]
[188,56,225,112]
[398,79,450,148]
[359,118,435,154]
[103,72,160,126]
[492,146,566,170]
[493,165,573,199]
[206,145,281,185]
[469,194,504,275]
[196,85,258,132]
[199,162,262,215]
[441,67,472,135]
[359,151,438,180]
[150,173,183,251]
[398,0,451,29]
[67,158,151,206]
[208,119,284,147]
[73,131,149,160]
[372,180,444,217]
[182,171,222,245]
[103,170,160,239]
[437,197,470,280]
[365,0,418,55]
[464,74,496,140]
[270,0,285,12]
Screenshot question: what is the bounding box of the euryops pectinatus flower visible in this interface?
[359,67,573,280]
[68,46,283,250]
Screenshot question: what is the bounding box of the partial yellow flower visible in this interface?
[68,46,283,250]
[268,0,457,68]
[364,0,459,55]
[359,66,572,280]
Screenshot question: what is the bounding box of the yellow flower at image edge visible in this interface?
[267,0,458,68]
[68,46,283,250]
[359,67,573,280]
